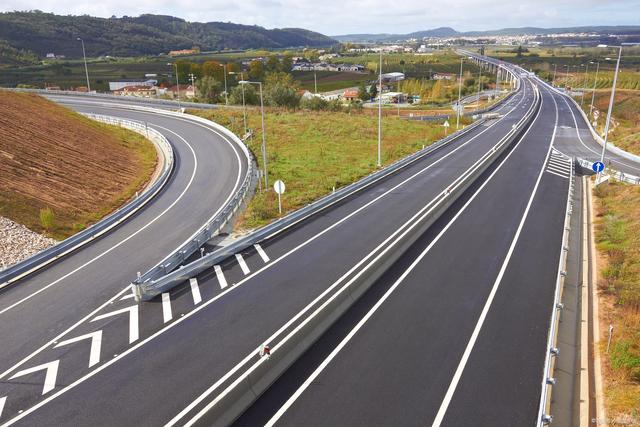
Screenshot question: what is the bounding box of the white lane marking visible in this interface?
[264,82,544,427]
[91,306,139,344]
[9,361,60,395]
[547,169,570,179]
[120,294,135,300]
[189,278,202,305]
[53,331,103,368]
[235,254,250,275]
[0,125,199,316]
[547,159,569,169]
[557,92,640,172]
[547,164,570,175]
[0,396,5,418]
[162,293,172,323]
[432,86,560,427]
[254,244,270,263]
[0,82,533,427]
[214,266,228,289]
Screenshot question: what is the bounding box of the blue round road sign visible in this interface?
[592,161,605,173]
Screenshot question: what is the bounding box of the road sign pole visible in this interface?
[278,192,282,215]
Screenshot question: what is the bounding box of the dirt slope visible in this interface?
[0,90,157,239]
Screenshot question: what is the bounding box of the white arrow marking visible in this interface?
[91,306,139,343]
[0,396,6,418]
[54,331,103,368]
[9,360,60,395]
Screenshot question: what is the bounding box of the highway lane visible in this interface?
[0,77,536,425]
[0,99,249,387]
[233,80,571,426]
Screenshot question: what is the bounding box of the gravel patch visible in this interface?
[0,216,58,271]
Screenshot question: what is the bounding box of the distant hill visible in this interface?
[0,11,336,58]
[333,25,640,43]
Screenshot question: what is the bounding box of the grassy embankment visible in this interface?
[0,91,157,239]
[593,181,640,422]
[190,107,470,230]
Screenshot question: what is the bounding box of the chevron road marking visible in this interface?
[9,361,60,396]
[91,306,139,344]
[54,331,103,368]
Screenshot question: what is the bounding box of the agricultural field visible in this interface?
[190,107,469,229]
[0,90,157,239]
[292,71,371,92]
[593,181,640,422]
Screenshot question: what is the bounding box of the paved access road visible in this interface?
[0,97,249,420]
[0,70,537,424]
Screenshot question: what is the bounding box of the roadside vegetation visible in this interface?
[190,107,469,230]
[593,181,640,421]
[0,91,157,239]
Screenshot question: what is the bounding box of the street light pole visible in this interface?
[589,61,600,118]
[476,62,482,112]
[552,63,557,87]
[378,48,382,167]
[599,46,622,165]
[223,64,228,105]
[168,63,182,110]
[581,63,588,107]
[77,37,91,92]
[456,57,464,130]
[240,80,268,188]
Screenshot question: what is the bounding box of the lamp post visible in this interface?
[240,80,268,188]
[77,37,91,92]
[597,44,623,166]
[476,61,483,112]
[455,57,465,130]
[229,71,247,135]
[580,63,588,107]
[167,63,182,110]
[552,63,557,87]
[378,47,382,167]
[589,61,600,118]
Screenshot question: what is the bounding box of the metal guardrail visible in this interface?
[576,158,640,185]
[537,157,576,426]
[136,76,534,300]
[5,87,219,110]
[0,114,174,289]
[134,116,491,300]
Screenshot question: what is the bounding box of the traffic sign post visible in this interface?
[592,161,605,173]
[273,180,286,215]
[443,120,450,136]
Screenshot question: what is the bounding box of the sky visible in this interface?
[1,0,639,35]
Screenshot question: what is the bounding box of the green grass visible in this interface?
[594,181,640,419]
[291,71,370,92]
[189,107,470,229]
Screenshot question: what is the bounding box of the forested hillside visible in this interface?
[0,11,336,58]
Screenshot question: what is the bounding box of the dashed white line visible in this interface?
[162,293,173,323]
[214,266,228,289]
[235,254,250,275]
[0,396,6,418]
[54,331,103,368]
[91,306,139,344]
[254,244,270,263]
[189,278,202,305]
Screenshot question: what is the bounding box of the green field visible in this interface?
[291,70,371,92]
[189,107,468,229]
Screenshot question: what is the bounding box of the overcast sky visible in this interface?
[2,0,639,35]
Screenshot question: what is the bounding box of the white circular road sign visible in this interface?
[274,180,286,195]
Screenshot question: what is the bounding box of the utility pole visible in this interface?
[378,47,383,167]
[581,63,588,107]
[589,61,600,118]
[168,62,182,110]
[552,63,557,87]
[77,37,91,92]
[599,46,622,165]
[456,57,464,129]
[476,62,482,111]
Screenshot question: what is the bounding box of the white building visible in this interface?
[109,79,157,91]
[381,72,405,83]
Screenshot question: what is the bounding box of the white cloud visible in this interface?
[1,0,638,35]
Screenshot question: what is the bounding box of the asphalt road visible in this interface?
[0,72,537,425]
[236,81,571,427]
[0,97,249,417]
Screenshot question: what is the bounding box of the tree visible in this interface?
[202,60,223,79]
[266,56,279,72]
[229,83,259,105]
[516,45,524,57]
[300,95,328,111]
[196,76,222,102]
[281,55,293,73]
[264,72,300,108]
[175,60,191,83]
[369,83,378,100]
[248,60,264,80]
[358,82,370,101]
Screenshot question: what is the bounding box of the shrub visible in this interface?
[39,207,55,231]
